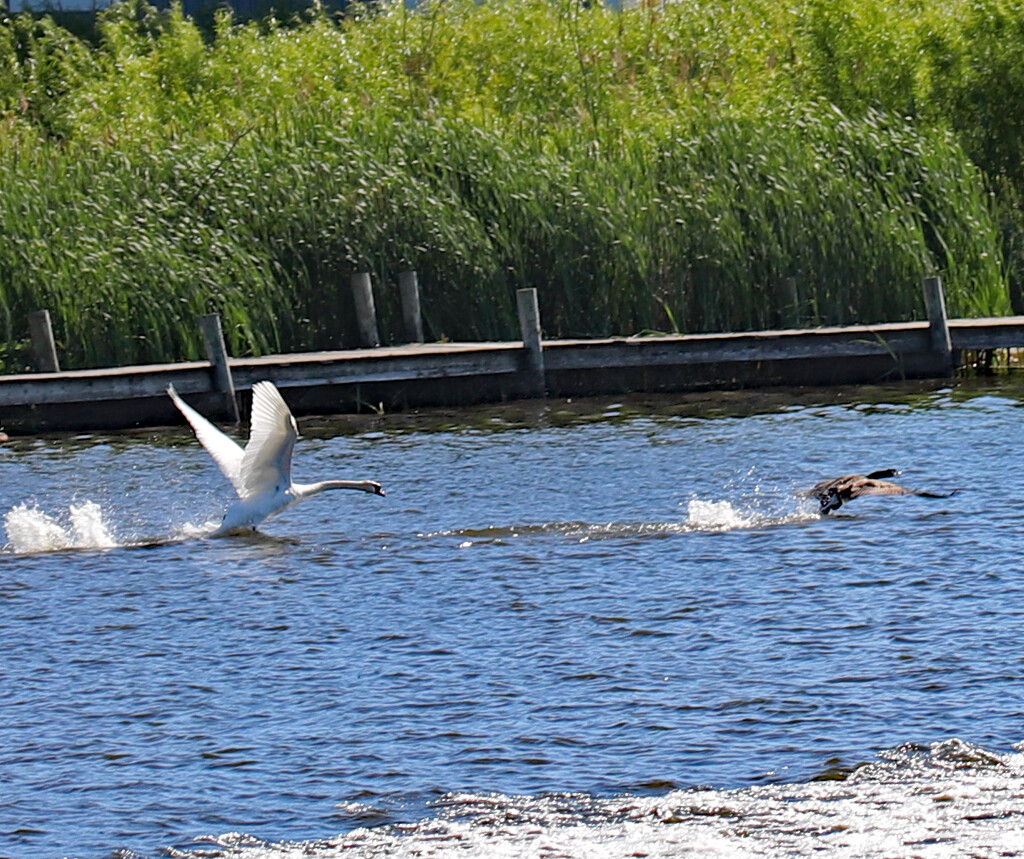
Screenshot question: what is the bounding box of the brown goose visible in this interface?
[805,468,953,515]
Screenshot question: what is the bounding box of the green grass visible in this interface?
[0,0,1017,368]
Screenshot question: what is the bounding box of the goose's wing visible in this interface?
[803,476,847,498]
[168,384,246,495]
[846,478,913,498]
[238,381,298,498]
[805,473,894,497]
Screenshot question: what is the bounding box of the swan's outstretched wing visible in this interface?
[238,381,298,499]
[167,384,246,495]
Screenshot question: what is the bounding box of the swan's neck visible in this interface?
[295,480,381,499]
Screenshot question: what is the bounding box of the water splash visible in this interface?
[684,498,758,531]
[684,494,821,533]
[3,501,118,553]
[177,519,222,540]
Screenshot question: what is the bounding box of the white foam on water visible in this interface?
[685,498,757,531]
[3,500,118,553]
[2,500,229,552]
[684,496,818,533]
[68,501,118,548]
[176,518,222,540]
[175,739,1024,859]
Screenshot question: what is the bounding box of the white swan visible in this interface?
[168,381,384,536]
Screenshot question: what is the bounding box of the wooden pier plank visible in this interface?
[0,316,1022,432]
[543,326,932,370]
[949,316,1024,349]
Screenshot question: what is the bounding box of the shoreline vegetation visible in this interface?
[0,0,1022,370]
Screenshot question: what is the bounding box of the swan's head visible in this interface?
[368,482,386,497]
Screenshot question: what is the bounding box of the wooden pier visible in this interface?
[3,278,1024,434]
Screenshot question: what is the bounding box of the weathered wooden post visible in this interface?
[922,275,954,375]
[199,313,240,424]
[351,272,380,348]
[28,310,60,373]
[782,276,799,328]
[516,287,546,397]
[398,270,424,344]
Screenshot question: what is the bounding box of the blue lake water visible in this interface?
[2,379,1024,858]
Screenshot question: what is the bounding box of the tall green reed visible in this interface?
[0,0,1012,369]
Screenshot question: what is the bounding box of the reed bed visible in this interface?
[0,0,1016,368]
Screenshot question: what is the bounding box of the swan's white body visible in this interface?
[168,381,384,536]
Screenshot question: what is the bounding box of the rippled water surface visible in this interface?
[2,380,1024,858]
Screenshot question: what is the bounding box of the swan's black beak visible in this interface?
[373,483,386,497]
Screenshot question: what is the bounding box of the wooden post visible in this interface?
[28,310,60,373]
[351,272,380,348]
[782,277,799,328]
[199,313,240,424]
[398,270,424,343]
[922,275,954,375]
[516,287,546,396]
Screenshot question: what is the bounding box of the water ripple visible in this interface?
[0,384,1021,857]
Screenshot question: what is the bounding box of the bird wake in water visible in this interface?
[434,497,817,546]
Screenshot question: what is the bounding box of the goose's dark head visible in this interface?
[866,468,900,480]
[819,487,844,515]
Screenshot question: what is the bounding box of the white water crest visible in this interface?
[176,519,222,540]
[3,501,118,552]
[178,739,1024,859]
[684,498,758,531]
[684,496,817,532]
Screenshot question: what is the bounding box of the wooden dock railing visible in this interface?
[9,274,1024,434]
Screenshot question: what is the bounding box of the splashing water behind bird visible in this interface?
[684,492,819,532]
[3,500,117,552]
